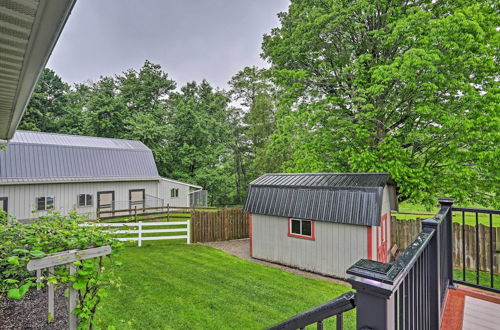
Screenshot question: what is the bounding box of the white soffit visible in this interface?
[0,0,76,141]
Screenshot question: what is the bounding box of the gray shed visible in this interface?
[244,173,398,279]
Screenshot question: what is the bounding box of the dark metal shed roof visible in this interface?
[244,173,393,226]
[0,131,160,184]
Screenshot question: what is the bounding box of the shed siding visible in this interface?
[252,214,367,278]
[0,181,159,221]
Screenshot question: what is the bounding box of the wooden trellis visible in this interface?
[26,246,112,330]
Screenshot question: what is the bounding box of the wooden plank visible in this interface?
[48,267,54,323]
[68,265,78,330]
[27,246,111,271]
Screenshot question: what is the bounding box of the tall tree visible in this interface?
[117,61,176,174]
[228,67,277,202]
[261,0,499,206]
[19,69,70,132]
[165,81,235,205]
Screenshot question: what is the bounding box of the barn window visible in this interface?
[288,218,315,240]
[36,197,54,211]
[78,194,93,207]
[171,188,179,198]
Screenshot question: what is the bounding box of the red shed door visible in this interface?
[377,214,388,263]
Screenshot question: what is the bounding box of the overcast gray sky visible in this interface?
[47,0,289,89]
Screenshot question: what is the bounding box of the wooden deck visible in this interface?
[441,285,500,330]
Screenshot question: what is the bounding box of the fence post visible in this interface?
[187,219,191,244]
[48,267,54,323]
[68,264,78,330]
[138,221,142,247]
[134,206,137,222]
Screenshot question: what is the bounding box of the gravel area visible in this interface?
[203,238,349,286]
[0,287,68,330]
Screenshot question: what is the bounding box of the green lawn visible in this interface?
[453,269,500,289]
[94,241,354,329]
[395,202,499,227]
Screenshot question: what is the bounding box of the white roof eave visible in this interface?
[1,0,76,140]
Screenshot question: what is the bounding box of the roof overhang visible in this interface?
[160,177,202,189]
[0,177,162,185]
[0,0,76,141]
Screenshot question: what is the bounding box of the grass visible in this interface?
[453,269,500,289]
[94,241,354,329]
[395,202,499,227]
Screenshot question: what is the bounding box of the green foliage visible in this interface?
[0,213,122,328]
[261,0,500,206]
[164,81,235,205]
[19,69,70,132]
[228,67,278,202]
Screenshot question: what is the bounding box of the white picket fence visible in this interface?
[81,221,190,246]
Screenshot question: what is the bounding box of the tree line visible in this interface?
[19,0,499,207]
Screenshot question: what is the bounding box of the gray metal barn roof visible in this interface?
[0,131,160,184]
[244,173,393,226]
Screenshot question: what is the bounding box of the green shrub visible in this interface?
[0,211,122,328]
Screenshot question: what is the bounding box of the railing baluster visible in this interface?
[316,319,323,330]
[336,314,343,330]
[490,213,494,288]
[476,212,479,285]
[462,211,466,281]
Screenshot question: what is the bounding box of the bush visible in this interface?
[0,211,122,328]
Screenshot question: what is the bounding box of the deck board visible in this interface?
[441,285,500,330]
[462,296,500,330]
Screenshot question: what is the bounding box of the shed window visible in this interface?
[171,188,179,198]
[288,218,315,240]
[78,194,93,207]
[36,197,54,211]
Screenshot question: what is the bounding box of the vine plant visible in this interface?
[0,211,122,328]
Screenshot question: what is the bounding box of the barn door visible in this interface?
[377,214,388,263]
[129,189,145,210]
[0,197,7,212]
[97,191,115,213]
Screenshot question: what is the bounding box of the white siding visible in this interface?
[252,214,367,279]
[0,181,159,221]
[157,179,191,207]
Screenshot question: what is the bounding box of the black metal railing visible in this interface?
[347,198,454,329]
[267,292,356,330]
[451,206,499,293]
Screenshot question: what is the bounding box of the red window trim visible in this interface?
[288,218,315,240]
[367,226,372,260]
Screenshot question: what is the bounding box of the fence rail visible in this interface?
[82,221,190,246]
[97,204,217,220]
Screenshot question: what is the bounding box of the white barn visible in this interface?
[244,173,398,279]
[0,131,203,221]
